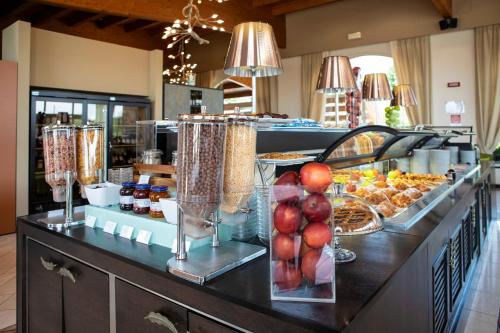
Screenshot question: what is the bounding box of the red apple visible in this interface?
[346,183,357,193]
[274,203,302,234]
[299,240,313,257]
[301,193,332,223]
[376,174,387,182]
[273,171,303,203]
[350,173,361,181]
[301,250,334,284]
[300,162,332,194]
[303,222,332,249]
[273,233,297,260]
[301,250,320,282]
[274,261,302,291]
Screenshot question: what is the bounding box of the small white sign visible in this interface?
[85,215,97,228]
[103,220,118,234]
[138,175,150,184]
[119,225,135,240]
[137,229,152,245]
[171,238,191,253]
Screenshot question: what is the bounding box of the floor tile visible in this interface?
[464,280,500,317]
[455,309,497,333]
[471,272,500,296]
[0,310,15,330]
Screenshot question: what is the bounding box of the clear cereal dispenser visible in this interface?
[40,124,83,228]
[76,124,104,197]
[168,114,266,285]
[42,124,77,202]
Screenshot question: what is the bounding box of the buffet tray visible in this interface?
[258,156,315,166]
[382,181,447,223]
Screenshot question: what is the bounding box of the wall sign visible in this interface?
[447,82,461,88]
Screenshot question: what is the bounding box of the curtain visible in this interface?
[475,24,500,154]
[390,36,431,125]
[195,70,215,88]
[256,76,278,114]
[301,52,325,122]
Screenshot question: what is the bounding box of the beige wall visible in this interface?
[277,56,301,118]
[430,30,476,133]
[3,23,164,216]
[2,21,31,217]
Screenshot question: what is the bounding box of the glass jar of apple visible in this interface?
[270,162,336,302]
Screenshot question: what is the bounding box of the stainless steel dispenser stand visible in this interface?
[37,171,85,229]
[167,206,266,285]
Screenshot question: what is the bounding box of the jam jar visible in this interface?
[119,182,136,211]
[149,186,170,218]
[133,184,151,214]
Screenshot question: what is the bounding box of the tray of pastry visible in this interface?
[346,172,448,221]
[257,152,316,166]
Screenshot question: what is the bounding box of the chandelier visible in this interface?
[162,0,226,84]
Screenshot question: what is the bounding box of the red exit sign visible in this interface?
[447,82,461,88]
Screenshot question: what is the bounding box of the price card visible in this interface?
[171,239,192,253]
[138,175,150,184]
[103,220,118,234]
[137,229,152,245]
[119,225,135,240]
[85,215,97,228]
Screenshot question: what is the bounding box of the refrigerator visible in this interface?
[29,88,151,214]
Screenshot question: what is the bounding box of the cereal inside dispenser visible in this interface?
[42,124,77,202]
[76,125,104,197]
[176,115,227,238]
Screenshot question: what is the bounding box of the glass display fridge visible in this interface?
[29,88,151,214]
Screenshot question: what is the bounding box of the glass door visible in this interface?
[30,97,85,213]
[108,102,150,168]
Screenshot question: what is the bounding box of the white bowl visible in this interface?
[84,182,122,207]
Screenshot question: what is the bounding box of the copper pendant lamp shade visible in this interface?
[391,84,417,107]
[362,73,392,101]
[224,22,283,77]
[316,56,357,93]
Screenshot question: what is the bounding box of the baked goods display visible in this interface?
[355,134,374,155]
[259,152,308,160]
[330,166,447,219]
[334,200,382,234]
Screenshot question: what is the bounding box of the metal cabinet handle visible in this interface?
[40,257,58,271]
[58,267,76,283]
[144,311,178,333]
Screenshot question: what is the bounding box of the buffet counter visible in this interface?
[16,162,496,333]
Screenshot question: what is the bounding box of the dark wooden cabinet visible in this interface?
[461,211,472,277]
[115,279,188,333]
[27,240,63,333]
[189,313,238,333]
[449,225,462,311]
[26,240,109,333]
[432,244,449,333]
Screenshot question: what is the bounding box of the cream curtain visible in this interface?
[195,70,215,88]
[475,24,500,154]
[256,76,279,114]
[390,36,431,125]
[301,52,325,122]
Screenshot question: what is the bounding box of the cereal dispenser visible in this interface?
[168,115,266,284]
[76,125,104,197]
[40,124,83,228]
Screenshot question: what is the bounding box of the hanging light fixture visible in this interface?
[162,0,225,84]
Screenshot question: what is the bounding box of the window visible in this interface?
[323,55,410,128]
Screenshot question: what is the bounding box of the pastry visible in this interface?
[334,206,379,233]
[376,201,397,218]
[391,192,412,208]
[403,188,423,200]
[414,183,431,192]
[355,134,374,155]
[365,191,387,205]
[381,187,399,198]
[393,182,409,191]
[374,180,388,188]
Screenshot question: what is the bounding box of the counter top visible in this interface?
[17,161,494,333]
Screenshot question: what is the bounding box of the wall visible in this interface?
[430,30,476,131]
[3,22,164,216]
[277,56,301,118]
[2,21,31,217]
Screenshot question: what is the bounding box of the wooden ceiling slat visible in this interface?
[94,15,131,29]
[271,0,338,15]
[28,0,286,47]
[431,0,452,18]
[123,19,157,32]
[60,10,101,27]
[29,6,71,26]
[0,2,41,31]
[252,0,286,6]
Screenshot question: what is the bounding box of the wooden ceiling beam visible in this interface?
[28,6,72,26]
[0,2,41,31]
[271,0,338,15]
[28,0,286,47]
[431,0,452,18]
[94,15,130,29]
[59,10,102,27]
[252,0,285,7]
[123,19,157,32]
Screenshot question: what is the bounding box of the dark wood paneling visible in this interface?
[27,240,63,333]
[189,313,239,333]
[116,279,188,333]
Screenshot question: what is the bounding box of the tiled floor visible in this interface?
[0,233,15,332]
[456,191,500,333]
